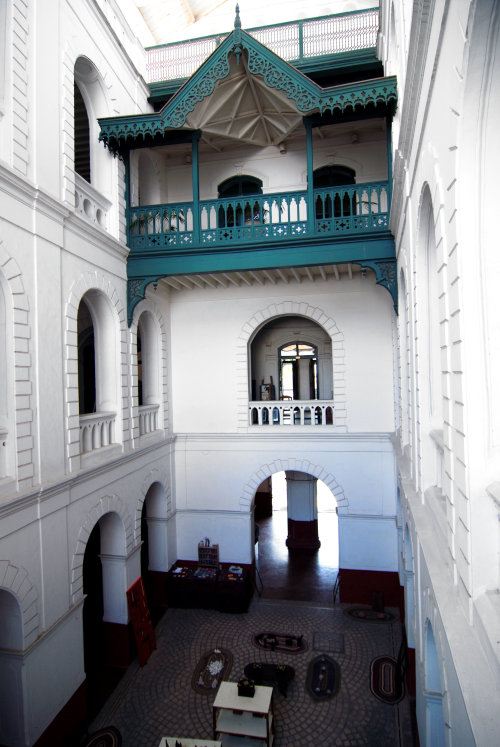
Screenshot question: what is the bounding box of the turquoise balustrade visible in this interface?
[128,181,390,252]
[129,202,195,249]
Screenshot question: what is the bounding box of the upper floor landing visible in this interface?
[97,7,397,321]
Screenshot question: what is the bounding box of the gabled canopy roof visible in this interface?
[99,6,397,155]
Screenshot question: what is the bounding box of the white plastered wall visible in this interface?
[380,0,500,743]
[167,275,395,434]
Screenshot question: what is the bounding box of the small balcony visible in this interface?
[128,181,390,253]
[80,412,116,454]
[138,403,159,436]
[249,400,335,427]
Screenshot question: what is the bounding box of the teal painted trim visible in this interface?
[146,49,381,106]
[126,243,397,324]
[124,152,131,249]
[192,131,200,244]
[355,259,398,313]
[99,20,397,156]
[305,119,314,232]
[127,276,160,325]
[127,234,395,277]
[386,116,393,209]
[127,181,391,253]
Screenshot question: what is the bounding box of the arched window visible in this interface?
[279,342,318,400]
[74,81,91,183]
[136,311,161,435]
[314,165,356,219]
[77,290,120,454]
[0,279,7,477]
[218,175,263,198]
[78,299,95,415]
[218,176,263,228]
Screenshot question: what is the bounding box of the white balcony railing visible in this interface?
[249,400,334,426]
[79,412,116,454]
[74,173,112,230]
[146,9,379,84]
[138,403,159,435]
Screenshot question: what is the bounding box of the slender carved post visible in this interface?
[304,117,314,235]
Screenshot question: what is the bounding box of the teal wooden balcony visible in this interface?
[128,180,390,252]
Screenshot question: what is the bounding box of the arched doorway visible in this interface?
[140,482,169,623]
[423,621,446,747]
[82,513,128,719]
[0,589,25,745]
[254,470,339,604]
[249,315,333,404]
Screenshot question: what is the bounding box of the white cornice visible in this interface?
[64,212,129,263]
[0,161,129,261]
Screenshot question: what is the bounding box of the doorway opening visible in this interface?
[82,521,125,721]
[254,471,339,604]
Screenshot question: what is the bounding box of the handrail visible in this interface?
[138,403,159,436]
[79,411,116,454]
[128,180,390,251]
[145,8,379,83]
[249,400,335,426]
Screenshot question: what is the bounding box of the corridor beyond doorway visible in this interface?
[255,472,339,605]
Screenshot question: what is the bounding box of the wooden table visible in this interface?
[213,681,274,746]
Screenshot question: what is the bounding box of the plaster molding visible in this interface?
[63,271,127,472]
[238,457,348,513]
[235,300,347,432]
[129,297,169,438]
[0,561,40,649]
[70,493,134,605]
[134,468,173,543]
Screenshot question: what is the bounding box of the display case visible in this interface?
[212,681,274,746]
[165,562,252,612]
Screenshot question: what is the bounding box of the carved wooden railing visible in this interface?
[128,181,390,252]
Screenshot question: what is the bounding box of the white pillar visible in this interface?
[286,471,317,521]
[100,553,128,624]
[146,516,169,571]
[298,358,311,400]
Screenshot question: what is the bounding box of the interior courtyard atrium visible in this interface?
[0,0,499,745]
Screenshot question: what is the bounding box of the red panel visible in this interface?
[127,576,156,666]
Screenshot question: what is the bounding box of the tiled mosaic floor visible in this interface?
[90,598,416,747]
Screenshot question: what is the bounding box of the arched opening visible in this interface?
[424,621,446,747]
[217,175,263,228]
[279,341,318,400]
[73,56,111,207]
[136,310,161,435]
[418,186,444,493]
[74,81,91,183]
[82,513,127,719]
[78,298,96,415]
[254,471,339,604]
[77,289,120,453]
[0,279,8,477]
[314,165,356,219]
[250,315,333,405]
[140,482,169,623]
[0,589,25,745]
